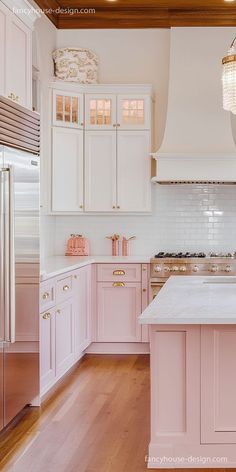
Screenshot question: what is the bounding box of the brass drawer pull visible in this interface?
[56,309,61,315]
[42,312,50,320]
[113,282,125,287]
[63,285,70,291]
[42,292,50,300]
[113,270,125,276]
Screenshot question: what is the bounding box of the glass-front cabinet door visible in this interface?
[52,90,84,128]
[117,95,151,130]
[85,94,116,130]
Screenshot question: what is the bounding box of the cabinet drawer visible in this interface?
[56,275,73,303]
[40,281,55,313]
[97,264,141,282]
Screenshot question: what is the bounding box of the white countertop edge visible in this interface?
[139,316,236,325]
[40,255,151,281]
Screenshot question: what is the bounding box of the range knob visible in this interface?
[171,266,179,272]
[193,265,199,272]
[225,265,232,273]
[154,265,162,273]
[179,266,187,272]
[211,265,218,273]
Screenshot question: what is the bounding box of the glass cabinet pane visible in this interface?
[121,99,144,125]
[56,95,63,122]
[72,97,78,123]
[55,94,79,125]
[89,99,112,126]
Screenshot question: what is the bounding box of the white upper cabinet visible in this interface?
[117,131,151,212]
[52,90,84,129]
[50,84,152,214]
[85,94,116,130]
[0,5,7,96]
[52,127,84,212]
[0,1,34,109]
[85,131,116,212]
[117,95,151,130]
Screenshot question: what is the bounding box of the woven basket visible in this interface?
[52,47,98,84]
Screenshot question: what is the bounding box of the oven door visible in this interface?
[151,282,165,299]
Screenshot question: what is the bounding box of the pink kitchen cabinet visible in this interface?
[55,299,74,378]
[97,282,142,342]
[201,325,236,444]
[74,265,92,357]
[40,308,56,392]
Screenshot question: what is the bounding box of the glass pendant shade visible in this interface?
[222,39,236,115]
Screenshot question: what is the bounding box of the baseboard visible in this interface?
[85,342,150,354]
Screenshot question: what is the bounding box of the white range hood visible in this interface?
[152,28,236,184]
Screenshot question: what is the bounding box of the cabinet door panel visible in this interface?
[85,94,116,130]
[55,299,74,377]
[74,265,91,356]
[40,310,55,392]
[52,127,84,212]
[85,131,116,211]
[52,90,84,128]
[6,14,31,108]
[97,282,142,342]
[201,326,236,444]
[117,131,151,212]
[0,4,7,96]
[117,95,151,130]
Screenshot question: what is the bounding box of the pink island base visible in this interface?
[148,324,236,469]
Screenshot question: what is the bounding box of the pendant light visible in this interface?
[222,37,236,114]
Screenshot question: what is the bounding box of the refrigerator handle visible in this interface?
[2,167,15,344]
[8,166,15,343]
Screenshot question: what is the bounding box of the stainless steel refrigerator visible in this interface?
[0,97,40,430]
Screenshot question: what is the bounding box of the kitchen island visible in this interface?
[140,276,236,469]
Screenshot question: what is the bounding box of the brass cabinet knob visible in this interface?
[74,275,78,279]
[112,205,116,209]
[79,204,83,209]
[113,124,117,127]
[56,309,61,314]
[42,312,50,320]
[63,285,70,291]
[143,288,147,292]
[117,206,120,209]
[42,292,49,300]
[80,122,84,126]
[116,123,121,127]
[113,282,125,287]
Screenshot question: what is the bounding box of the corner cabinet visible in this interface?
[50,84,153,214]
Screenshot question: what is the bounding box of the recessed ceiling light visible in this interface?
[224,0,235,3]
[106,0,118,2]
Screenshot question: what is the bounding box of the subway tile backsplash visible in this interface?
[45,185,236,257]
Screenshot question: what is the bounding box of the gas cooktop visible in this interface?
[154,252,236,259]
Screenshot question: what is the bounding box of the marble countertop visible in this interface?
[139,276,236,325]
[40,255,151,281]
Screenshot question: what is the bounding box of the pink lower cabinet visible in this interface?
[40,309,56,392]
[201,325,236,444]
[55,298,74,378]
[97,282,142,342]
[148,324,236,468]
[74,265,92,357]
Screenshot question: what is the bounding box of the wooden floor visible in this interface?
[0,354,150,472]
[0,354,235,472]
